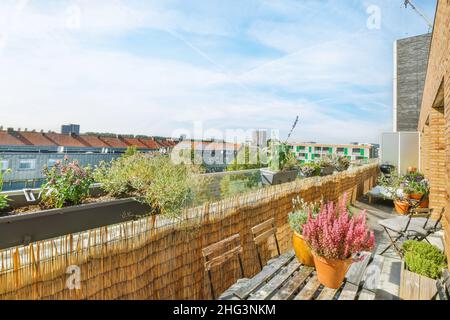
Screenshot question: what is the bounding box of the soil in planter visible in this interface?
[3,194,118,217]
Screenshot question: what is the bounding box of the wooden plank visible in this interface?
[338,283,359,300]
[252,218,275,235]
[418,275,437,300]
[202,234,240,257]
[294,275,321,300]
[316,287,338,300]
[362,255,384,292]
[345,252,372,285]
[204,246,243,271]
[358,289,376,300]
[248,259,301,300]
[234,252,294,299]
[270,267,314,300]
[254,228,276,245]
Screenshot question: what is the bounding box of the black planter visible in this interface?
[0,198,151,250]
[260,169,298,186]
[320,166,335,176]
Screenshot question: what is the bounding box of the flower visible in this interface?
[302,194,375,260]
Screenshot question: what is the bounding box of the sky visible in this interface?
[0,0,437,144]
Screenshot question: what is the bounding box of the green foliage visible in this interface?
[289,197,321,234]
[267,141,298,172]
[317,155,335,169]
[227,146,265,171]
[332,155,351,171]
[0,162,11,210]
[94,153,203,218]
[40,158,94,209]
[402,240,447,280]
[299,162,321,177]
[220,171,261,199]
[124,145,139,158]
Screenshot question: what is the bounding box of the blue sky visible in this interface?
[0,0,437,143]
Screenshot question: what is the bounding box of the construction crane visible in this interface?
[404,0,433,29]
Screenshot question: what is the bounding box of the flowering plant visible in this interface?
[302,195,375,260]
[40,157,94,209]
[299,162,321,177]
[289,197,322,234]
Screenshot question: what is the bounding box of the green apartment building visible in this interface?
[290,143,373,163]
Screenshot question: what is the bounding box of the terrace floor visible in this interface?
[352,196,445,299]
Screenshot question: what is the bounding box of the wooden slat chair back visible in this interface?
[202,234,244,299]
[251,218,281,270]
[435,269,450,300]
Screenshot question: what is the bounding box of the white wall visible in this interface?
[381,132,420,175]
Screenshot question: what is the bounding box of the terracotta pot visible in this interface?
[407,167,417,173]
[410,193,429,208]
[312,253,353,289]
[292,232,315,267]
[394,200,410,215]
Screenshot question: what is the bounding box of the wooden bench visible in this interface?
[219,251,385,300]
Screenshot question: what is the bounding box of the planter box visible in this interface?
[320,166,335,176]
[400,261,437,300]
[260,169,298,186]
[0,198,151,250]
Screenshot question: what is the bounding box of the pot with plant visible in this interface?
[288,197,321,266]
[0,165,11,213]
[400,240,447,300]
[302,194,375,288]
[261,117,300,186]
[403,175,429,208]
[378,173,410,214]
[299,162,321,178]
[318,156,336,176]
[332,155,351,172]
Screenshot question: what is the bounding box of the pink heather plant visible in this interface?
[302,194,375,260]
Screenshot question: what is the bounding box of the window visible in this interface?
[352,148,361,153]
[18,159,36,170]
[337,148,345,153]
[0,160,8,171]
[48,159,59,169]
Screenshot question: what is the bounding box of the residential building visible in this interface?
[290,142,373,163]
[251,130,268,147]
[61,124,80,135]
[0,127,178,190]
[417,0,449,265]
[393,33,432,132]
[173,140,241,172]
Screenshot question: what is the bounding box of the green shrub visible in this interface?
[402,240,447,279]
[0,163,11,210]
[288,197,321,234]
[40,158,94,209]
[94,153,204,218]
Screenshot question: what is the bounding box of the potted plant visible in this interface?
[317,156,336,176]
[302,195,375,288]
[332,155,351,172]
[288,197,321,266]
[260,141,298,185]
[400,240,447,300]
[378,173,410,214]
[0,166,11,213]
[298,162,321,178]
[403,174,429,208]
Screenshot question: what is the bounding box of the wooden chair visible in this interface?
[435,269,450,300]
[251,218,281,270]
[202,234,244,299]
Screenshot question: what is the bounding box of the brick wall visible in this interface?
[418,0,450,268]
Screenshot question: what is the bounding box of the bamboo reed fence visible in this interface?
[0,164,379,300]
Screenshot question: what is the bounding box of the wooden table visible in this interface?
[219,251,385,300]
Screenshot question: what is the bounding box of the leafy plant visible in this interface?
[317,156,335,169]
[0,163,11,210]
[403,179,429,196]
[94,153,203,218]
[124,145,139,158]
[299,162,321,177]
[267,141,298,172]
[289,197,322,234]
[40,157,94,209]
[332,155,351,172]
[302,194,375,260]
[377,173,407,201]
[402,240,447,279]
